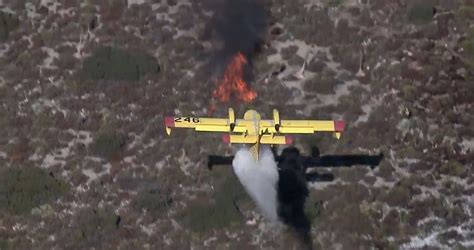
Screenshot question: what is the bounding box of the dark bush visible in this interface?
[132,188,172,218]
[91,130,127,159]
[385,185,411,207]
[408,1,435,24]
[323,0,343,7]
[71,207,120,248]
[462,30,474,63]
[179,168,250,234]
[0,239,14,250]
[439,160,467,177]
[457,5,474,19]
[0,11,19,41]
[0,167,69,215]
[304,194,323,224]
[81,46,160,82]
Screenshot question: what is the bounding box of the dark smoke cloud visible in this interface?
[206,0,267,56]
[201,0,268,75]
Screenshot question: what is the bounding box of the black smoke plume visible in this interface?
[201,0,268,76]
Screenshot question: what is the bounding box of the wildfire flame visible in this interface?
[213,52,257,103]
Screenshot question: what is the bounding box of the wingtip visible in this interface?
[222,134,230,144]
[164,116,175,127]
[285,135,294,145]
[164,116,175,135]
[334,120,345,132]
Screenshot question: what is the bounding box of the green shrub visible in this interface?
[398,145,422,159]
[463,32,474,62]
[81,46,160,82]
[324,0,343,7]
[72,207,119,248]
[0,11,19,41]
[439,160,467,177]
[401,83,417,101]
[132,188,172,218]
[385,185,411,207]
[0,167,69,215]
[408,2,435,24]
[180,168,250,234]
[0,239,14,250]
[457,5,474,19]
[304,194,323,224]
[91,130,127,159]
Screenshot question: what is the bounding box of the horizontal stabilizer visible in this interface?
[222,134,293,145]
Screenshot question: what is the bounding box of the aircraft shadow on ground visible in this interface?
[207,146,384,250]
[207,146,384,183]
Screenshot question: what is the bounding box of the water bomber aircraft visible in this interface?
[164,108,345,161]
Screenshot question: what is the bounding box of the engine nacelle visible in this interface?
[228,108,235,131]
[273,109,280,132]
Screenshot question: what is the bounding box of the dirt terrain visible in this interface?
[0,0,473,249]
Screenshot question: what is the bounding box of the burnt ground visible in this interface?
[0,0,473,249]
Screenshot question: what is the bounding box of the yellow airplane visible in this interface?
[164,108,345,161]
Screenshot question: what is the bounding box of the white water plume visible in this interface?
[232,146,279,222]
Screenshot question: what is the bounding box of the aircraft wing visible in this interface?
[165,108,264,135]
[164,116,232,135]
[164,116,282,136]
[164,109,345,141]
[258,119,345,138]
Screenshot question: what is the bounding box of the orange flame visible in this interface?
[213,52,257,103]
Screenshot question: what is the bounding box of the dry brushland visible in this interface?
[0,0,473,249]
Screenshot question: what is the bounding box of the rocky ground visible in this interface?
[0,0,473,249]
